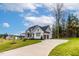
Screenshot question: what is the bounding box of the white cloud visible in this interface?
[1,3,79,13]
[0,3,41,12]
[43,3,79,11]
[3,22,10,28]
[64,3,79,10]
[24,16,56,26]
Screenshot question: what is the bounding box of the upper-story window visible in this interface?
[36,33,40,36]
[37,29,39,31]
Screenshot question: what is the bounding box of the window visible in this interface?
[36,33,40,36]
[27,33,30,37]
[37,29,39,31]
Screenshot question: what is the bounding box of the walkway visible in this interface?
[0,39,68,56]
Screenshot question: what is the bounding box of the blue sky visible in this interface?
[0,3,79,35]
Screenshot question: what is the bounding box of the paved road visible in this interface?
[0,39,68,56]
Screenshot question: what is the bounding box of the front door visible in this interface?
[44,35,46,39]
[47,35,49,39]
[44,35,49,39]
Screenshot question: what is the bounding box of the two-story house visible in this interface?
[25,25,52,39]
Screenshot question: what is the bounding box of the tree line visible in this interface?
[52,3,79,38]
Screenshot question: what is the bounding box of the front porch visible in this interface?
[43,35,49,39]
[43,33,50,39]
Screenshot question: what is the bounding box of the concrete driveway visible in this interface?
[0,39,68,56]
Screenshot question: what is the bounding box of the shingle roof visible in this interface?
[27,25,39,31]
[40,25,49,31]
[26,25,50,33]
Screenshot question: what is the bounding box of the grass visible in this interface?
[49,38,79,56]
[0,38,41,52]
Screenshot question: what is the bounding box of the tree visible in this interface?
[11,36,16,44]
[3,33,8,39]
[44,3,64,38]
[53,3,64,38]
[52,24,57,38]
[61,18,66,38]
[66,14,79,37]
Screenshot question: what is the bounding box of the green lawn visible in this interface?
[0,38,41,52]
[49,38,79,56]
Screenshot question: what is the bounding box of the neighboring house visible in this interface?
[20,33,25,37]
[25,25,52,39]
[6,35,22,40]
[20,33,26,38]
[6,35,13,40]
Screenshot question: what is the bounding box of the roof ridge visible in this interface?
[26,25,50,33]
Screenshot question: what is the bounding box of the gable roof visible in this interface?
[27,25,39,32]
[40,25,49,31]
[26,25,50,33]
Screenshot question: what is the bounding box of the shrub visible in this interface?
[22,38,27,41]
